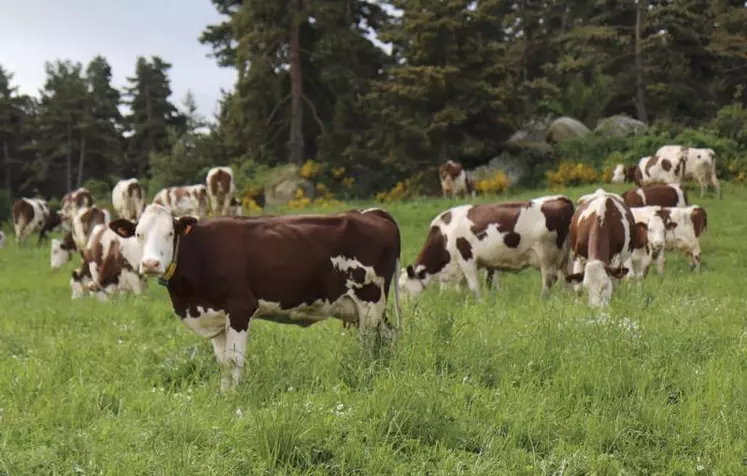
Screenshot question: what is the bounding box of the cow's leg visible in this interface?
[210,330,231,391]
[539,264,556,299]
[485,268,496,290]
[656,250,666,276]
[571,258,585,294]
[222,301,256,392]
[709,170,721,198]
[458,260,481,299]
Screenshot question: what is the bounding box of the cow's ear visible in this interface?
[406,265,416,279]
[110,219,136,238]
[174,216,199,236]
[666,221,678,230]
[565,273,584,283]
[605,266,629,279]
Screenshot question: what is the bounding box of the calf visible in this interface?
[399,195,574,300]
[622,184,688,208]
[439,160,474,198]
[566,189,649,307]
[206,166,236,216]
[112,178,145,221]
[153,184,208,218]
[72,206,111,251]
[611,164,642,186]
[109,204,402,392]
[655,145,721,198]
[11,198,50,246]
[60,187,94,228]
[50,231,77,269]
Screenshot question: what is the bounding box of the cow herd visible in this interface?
[3,147,714,392]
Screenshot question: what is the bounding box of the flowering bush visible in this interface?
[546,162,599,189]
[474,171,510,195]
[376,178,414,203]
[286,185,343,209]
[299,160,321,179]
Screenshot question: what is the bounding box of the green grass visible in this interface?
[1,183,746,475]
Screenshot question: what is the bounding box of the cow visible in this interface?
[153,185,208,219]
[655,145,721,198]
[70,223,146,301]
[11,198,50,246]
[439,160,474,199]
[629,206,679,277]
[633,205,707,274]
[399,195,575,300]
[37,208,63,245]
[630,154,687,188]
[611,164,642,186]
[108,204,402,392]
[206,166,236,216]
[60,187,95,228]
[622,183,688,209]
[50,231,77,269]
[565,189,650,307]
[112,178,146,221]
[72,206,111,251]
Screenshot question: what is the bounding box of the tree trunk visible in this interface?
[288,0,305,165]
[66,123,73,193]
[77,133,86,188]
[3,138,11,193]
[634,0,649,123]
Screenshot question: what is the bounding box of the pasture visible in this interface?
[1,183,747,475]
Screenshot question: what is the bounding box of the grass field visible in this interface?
[1,183,746,475]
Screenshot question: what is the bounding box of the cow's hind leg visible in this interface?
[709,169,721,198]
[539,264,556,299]
[457,260,481,300]
[211,331,231,392]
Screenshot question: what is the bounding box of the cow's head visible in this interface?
[51,238,70,269]
[565,260,629,307]
[399,264,429,298]
[611,164,625,184]
[695,148,715,162]
[109,204,197,277]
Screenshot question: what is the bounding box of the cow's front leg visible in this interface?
[656,250,666,276]
[211,331,231,391]
[459,261,481,300]
[222,301,256,393]
[539,265,556,299]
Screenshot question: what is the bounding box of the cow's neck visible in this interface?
[158,233,182,287]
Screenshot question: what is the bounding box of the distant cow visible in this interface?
[611,164,642,186]
[439,160,474,198]
[112,178,145,221]
[11,198,50,246]
[50,231,77,269]
[60,187,94,227]
[566,189,650,307]
[633,205,707,274]
[629,206,678,277]
[71,224,146,301]
[399,195,574,300]
[72,206,111,251]
[37,208,63,245]
[153,185,208,218]
[655,145,721,198]
[109,205,402,392]
[206,166,236,216]
[622,184,688,208]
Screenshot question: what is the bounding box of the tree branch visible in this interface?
[303,94,326,135]
[265,94,292,126]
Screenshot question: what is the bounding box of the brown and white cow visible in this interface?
[50,231,77,269]
[629,206,678,276]
[655,145,721,198]
[399,195,574,300]
[11,198,50,246]
[206,166,236,216]
[70,223,146,301]
[153,185,208,219]
[629,154,687,188]
[566,189,650,307]
[439,160,474,199]
[60,187,94,228]
[112,178,146,221]
[72,206,111,251]
[621,183,688,209]
[109,204,402,392]
[611,164,642,186]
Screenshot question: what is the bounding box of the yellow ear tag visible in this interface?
[184,224,193,235]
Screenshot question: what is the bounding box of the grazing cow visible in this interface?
[611,164,642,186]
[109,204,402,392]
[439,160,474,198]
[153,185,208,218]
[60,187,94,227]
[72,206,111,251]
[622,183,688,208]
[399,195,575,300]
[11,198,50,245]
[565,189,650,307]
[112,178,146,221]
[206,166,236,216]
[37,208,63,245]
[70,224,146,301]
[633,205,707,274]
[655,145,721,198]
[50,231,77,269]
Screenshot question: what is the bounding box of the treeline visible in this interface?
[2,0,747,204]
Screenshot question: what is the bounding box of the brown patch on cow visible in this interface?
[623,166,639,184]
[79,207,107,241]
[415,226,451,274]
[439,160,463,180]
[11,199,34,227]
[127,181,143,200]
[691,207,707,238]
[655,208,674,228]
[173,187,188,203]
[38,209,63,244]
[627,184,684,208]
[541,196,575,248]
[350,267,366,284]
[570,197,631,263]
[208,169,232,197]
[440,211,452,225]
[74,190,94,209]
[503,232,520,248]
[661,159,672,172]
[674,157,686,177]
[621,189,645,208]
[61,231,76,251]
[644,156,659,177]
[632,222,649,251]
[466,202,525,241]
[354,282,382,303]
[456,237,472,261]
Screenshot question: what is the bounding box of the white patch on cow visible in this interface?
[221,327,249,393]
[134,204,176,276]
[154,185,207,218]
[635,188,647,205]
[611,164,626,184]
[330,255,382,289]
[184,306,228,338]
[583,260,614,308]
[50,238,71,269]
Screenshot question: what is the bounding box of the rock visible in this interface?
[468,154,530,185]
[594,114,648,137]
[546,116,591,143]
[263,164,315,207]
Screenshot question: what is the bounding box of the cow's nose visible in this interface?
[141,259,161,274]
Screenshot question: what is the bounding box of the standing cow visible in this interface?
[206,166,236,216]
[152,185,208,219]
[439,160,474,199]
[11,198,50,246]
[109,204,402,392]
[655,145,721,198]
[72,206,111,251]
[60,187,95,229]
[112,178,146,221]
[611,164,642,186]
[622,184,688,208]
[566,189,650,307]
[399,195,574,300]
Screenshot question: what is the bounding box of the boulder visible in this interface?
[468,154,530,185]
[263,164,315,207]
[546,116,591,143]
[594,114,648,137]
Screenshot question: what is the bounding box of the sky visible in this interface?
[0,1,399,122]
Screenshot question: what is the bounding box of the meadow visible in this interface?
[1,183,747,475]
